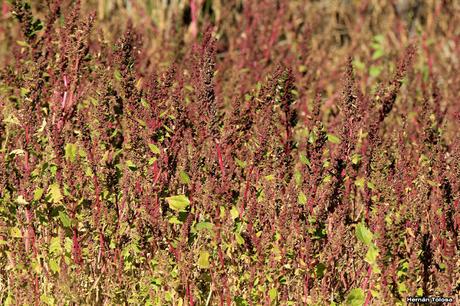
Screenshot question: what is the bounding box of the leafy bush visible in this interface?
[0,0,459,305]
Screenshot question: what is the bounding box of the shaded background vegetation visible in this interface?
[0,0,459,304]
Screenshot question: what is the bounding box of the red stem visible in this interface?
[216,142,225,179]
[363,265,373,306]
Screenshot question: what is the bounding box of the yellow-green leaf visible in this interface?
[365,245,379,265]
[10,227,22,238]
[114,70,122,81]
[166,195,190,212]
[49,258,60,274]
[197,250,210,269]
[179,170,190,185]
[355,177,365,188]
[126,160,137,170]
[346,288,365,306]
[351,154,361,165]
[269,288,277,301]
[298,191,307,205]
[48,183,63,203]
[327,134,341,144]
[59,211,71,228]
[148,144,161,154]
[235,233,244,245]
[356,223,373,246]
[230,206,239,220]
[195,222,213,231]
[34,188,44,201]
[49,237,61,255]
[64,143,78,162]
[299,153,311,166]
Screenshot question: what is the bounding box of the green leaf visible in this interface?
[235,158,247,169]
[230,206,239,220]
[327,134,341,144]
[10,227,22,238]
[220,206,226,219]
[59,211,71,228]
[179,170,190,185]
[33,188,44,201]
[269,288,277,301]
[48,183,63,203]
[4,293,13,306]
[195,222,213,231]
[299,153,311,166]
[20,87,30,97]
[40,294,55,306]
[126,160,137,170]
[346,288,365,306]
[365,245,379,265]
[168,216,183,224]
[369,66,382,78]
[372,49,384,60]
[49,258,60,274]
[298,192,307,205]
[398,282,407,294]
[353,59,366,71]
[373,34,385,44]
[416,288,423,296]
[355,177,365,188]
[197,250,210,269]
[315,262,326,278]
[294,170,302,186]
[64,143,78,162]
[235,233,244,245]
[114,70,122,81]
[355,223,373,246]
[148,144,161,154]
[351,154,362,165]
[49,237,62,255]
[166,195,190,212]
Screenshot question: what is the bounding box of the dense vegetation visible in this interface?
[0,0,459,305]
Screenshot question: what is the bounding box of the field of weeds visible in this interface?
[0,0,459,305]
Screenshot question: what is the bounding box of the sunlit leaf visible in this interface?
[269,288,277,301]
[148,143,161,154]
[166,195,190,212]
[49,258,60,274]
[298,192,307,205]
[230,206,239,220]
[10,227,22,238]
[355,223,373,246]
[365,245,379,265]
[48,183,63,204]
[34,188,44,201]
[197,250,210,269]
[327,134,341,144]
[179,170,190,185]
[346,288,365,306]
[64,143,78,162]
[195,222,213,231]
[16,195,28,205]
[59,211,71,228]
